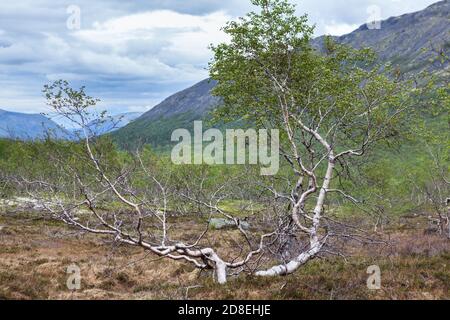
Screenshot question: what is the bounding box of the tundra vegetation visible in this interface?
[0,0,448,299]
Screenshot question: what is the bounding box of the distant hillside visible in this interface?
[112,1,450,149]
[313,0,450,74]
[111,79,220,149]
[84,112,143,136]
[0,109,68,140]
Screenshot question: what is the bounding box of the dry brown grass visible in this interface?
[0,211,448,300]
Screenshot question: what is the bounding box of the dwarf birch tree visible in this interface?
[13,81,279,285]
[210,0,415,276]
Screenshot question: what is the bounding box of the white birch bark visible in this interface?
[256,160,334,277]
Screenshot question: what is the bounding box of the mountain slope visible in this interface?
[313,0,450,74]
[85,112,143,136]
[0,109,68,140]
[111,79,220,148]
[112,1,450,149]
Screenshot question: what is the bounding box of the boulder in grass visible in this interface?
[209,218,250,230]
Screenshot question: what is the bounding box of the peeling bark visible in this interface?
[255,240,324,277]
[256,160,334,277]
[215,260,228,284]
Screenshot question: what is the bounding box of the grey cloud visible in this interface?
[0,0,440,118]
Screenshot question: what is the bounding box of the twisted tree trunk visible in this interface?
[256,160,334,277]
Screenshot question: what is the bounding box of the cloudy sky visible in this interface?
[0,0,439,122]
